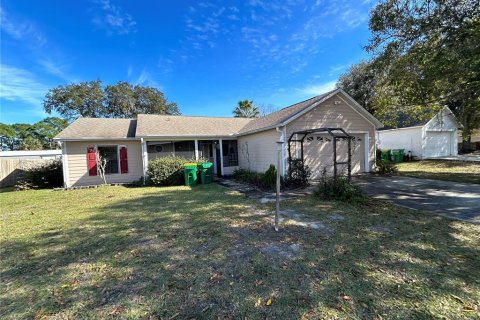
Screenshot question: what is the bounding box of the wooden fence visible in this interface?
[0,159,54,188]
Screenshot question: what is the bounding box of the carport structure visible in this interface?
[288,128,353,180]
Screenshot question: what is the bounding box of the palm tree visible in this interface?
[232,100,260,118]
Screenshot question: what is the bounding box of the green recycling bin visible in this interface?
[397,149,405,163]
[381,149,391,162]
[391,149,405,163]
[199,162,213,184]
[183,163,197,186]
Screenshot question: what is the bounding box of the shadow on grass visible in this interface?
[1,185,479,319]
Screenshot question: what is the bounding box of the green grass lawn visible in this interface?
[1,184,479,319]
[396,160,480,184]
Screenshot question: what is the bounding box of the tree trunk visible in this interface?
[462,134,472,154]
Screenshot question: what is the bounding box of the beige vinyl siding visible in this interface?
[65,140,143,187]
[223,166,239,175]
[286,95,376,179]
[238,129,280,173]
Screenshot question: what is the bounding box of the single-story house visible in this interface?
[377,106,461,159]
[54,88,383,187]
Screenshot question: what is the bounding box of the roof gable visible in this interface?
[238,89,383,135]
[424,106,462,130]
[379,106,462,131]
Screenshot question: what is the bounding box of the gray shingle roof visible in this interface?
[135,114,253,137]
[55,88,382,140]
[54,118,137,139]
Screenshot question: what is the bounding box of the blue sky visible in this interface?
[0,0,375,124]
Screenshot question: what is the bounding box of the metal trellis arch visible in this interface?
[287,127,353,180]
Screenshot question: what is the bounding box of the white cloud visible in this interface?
[157,57,174,75]
[172,0,372,83]
[36,58,76,82]
[0,6,46,45]
[182,4,243,52]
[1,6,77,83]
[236,0,370,75]
[92,0,136,35]
[297,80,337,96]
[130,67,163,90]
[0,64,49,107]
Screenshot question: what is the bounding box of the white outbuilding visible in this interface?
[377,107,462,159]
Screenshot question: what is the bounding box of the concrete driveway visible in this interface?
[354,175,480,223]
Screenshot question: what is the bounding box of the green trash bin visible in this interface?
[199,162,213,184]
[183,163,197,186]
[381,149,391,162]
[391,149,405,163]
[397,149,405,163]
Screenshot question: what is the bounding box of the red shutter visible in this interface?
[120,146,128,174]
[87,146,97,176]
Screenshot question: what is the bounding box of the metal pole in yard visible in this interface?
[275,140,283,232]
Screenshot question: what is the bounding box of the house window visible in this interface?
[97,146,119,174]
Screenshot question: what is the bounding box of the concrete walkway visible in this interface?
[355,175,480,223]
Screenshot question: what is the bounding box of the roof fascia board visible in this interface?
[378,125,424,132]
[53,137,139,141]
[235,125,279,137]
[137,135,238,140]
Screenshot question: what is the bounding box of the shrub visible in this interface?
[16,160,63,190]
[233,165,278,191]
[147,156,191,186]
[262,164,277,190]
[376,148,382,162]
[195,157,209,165]
[285,159,310,188]
[233,168,263,186]
[316,170,366,204]
[375,159,398,175]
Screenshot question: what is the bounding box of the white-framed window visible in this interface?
[97,145,120,174]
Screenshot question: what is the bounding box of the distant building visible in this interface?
[377,107,461,159]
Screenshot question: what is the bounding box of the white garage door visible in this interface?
[298,133,365,180]
[424,131,452,158]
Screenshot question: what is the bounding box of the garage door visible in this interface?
[297,133,365,180]
[424,131,452,158]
